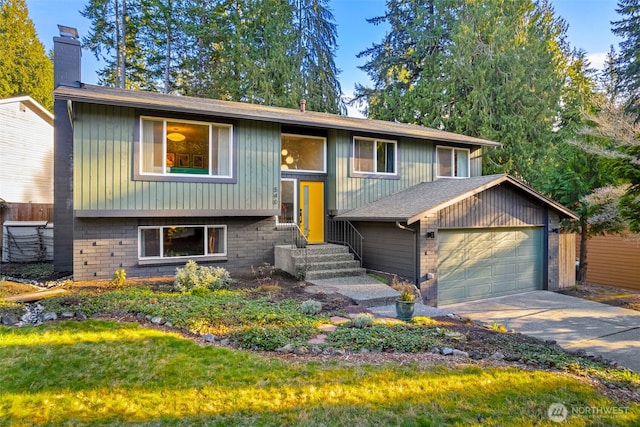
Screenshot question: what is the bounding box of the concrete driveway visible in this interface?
[442,291,640,373]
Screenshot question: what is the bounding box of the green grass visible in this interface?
[1,320,638,426]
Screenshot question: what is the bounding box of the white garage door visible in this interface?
[438,227,544,305]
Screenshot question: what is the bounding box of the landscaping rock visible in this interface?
[150,316,164,325]
[62,312,74,319]
[276,344,295,353]
[164,321,173,328]
[294,346,309,355]
[76,312,88,320]
[309,346,322,355]
[43,312,58,321]
[441,347,454,356]
[202,334,217,343]
[220,339,230,346]
[1,316,18,326]
[490,351,505,360]
[452,349,469,357]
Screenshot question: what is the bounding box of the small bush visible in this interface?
[110,268,126,288]
[351,313,375,328]
[300,299,322,315]
[173,260,232,293]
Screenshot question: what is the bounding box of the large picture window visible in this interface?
[436,146,469,178]
[281,134,326,172]
[139,225,226,259]
[140,117,232,178]
[352,137,397,176]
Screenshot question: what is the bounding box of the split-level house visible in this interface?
[52,29,576,306]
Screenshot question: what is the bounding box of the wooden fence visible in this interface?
[577,233,640,291]
[558,233,576,288]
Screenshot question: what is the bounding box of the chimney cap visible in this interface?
[57,25,79,39]
[299,99,306,113]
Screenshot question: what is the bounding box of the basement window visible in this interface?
[138,225,226,260]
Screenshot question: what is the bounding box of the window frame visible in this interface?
[350,136,398,178]
[136,116,235,183]
[138,225,227,262]
[436,146,470,178]
[280,133,327,173]
[276,178,298,227]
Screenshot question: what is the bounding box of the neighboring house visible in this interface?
[0,96,54,259]
[52,29,577,306]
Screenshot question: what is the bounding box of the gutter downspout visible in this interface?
[396,221,419,288]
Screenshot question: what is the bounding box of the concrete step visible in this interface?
[304,267,367,280]
[293,252,356,264]
[300,260,361,272]
[305,276,400,307]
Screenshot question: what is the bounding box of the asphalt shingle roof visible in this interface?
[336,174,577,223]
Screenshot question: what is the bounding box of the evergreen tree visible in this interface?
[354,0,569,185]
[612,0,640,120]
[0,0,53,110]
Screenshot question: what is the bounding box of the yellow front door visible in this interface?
[299,181,324,243]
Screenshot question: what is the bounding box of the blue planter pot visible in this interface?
[395,299,415,321]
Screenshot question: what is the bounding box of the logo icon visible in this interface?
[548,403,568,422]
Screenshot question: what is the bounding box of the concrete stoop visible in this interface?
[275,244,366,280]
[305,275,400,308]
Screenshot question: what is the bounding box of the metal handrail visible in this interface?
[327,219,363,265]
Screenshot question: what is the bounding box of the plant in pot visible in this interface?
[392,277,420,321]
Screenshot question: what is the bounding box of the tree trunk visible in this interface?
[577,218,588,284]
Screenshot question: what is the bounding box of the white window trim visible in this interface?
[351,136,398,177]
[280,133,327,173]
[276,178,298,227]
[138,225,227,260]
[436,146,470,178]
[139,116,234,179]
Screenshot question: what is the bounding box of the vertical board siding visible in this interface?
[438,186,545,228]
[582,234,640,290]
[74,105,279,213]
[332,131,434,212]
[354,221,416,281]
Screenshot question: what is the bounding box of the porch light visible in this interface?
[167,132,185,142]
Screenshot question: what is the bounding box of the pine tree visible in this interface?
[354,0,569,185]
[0,0,53,110]
[612,0,640,120]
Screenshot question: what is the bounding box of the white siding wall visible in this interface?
[0,98,53,203]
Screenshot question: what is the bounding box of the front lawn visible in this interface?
[1,320,638,426]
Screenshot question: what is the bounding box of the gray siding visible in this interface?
[438,185,545,228]
[354,221,417,282]
[73,103,281,215]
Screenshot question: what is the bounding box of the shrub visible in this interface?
[110,268,126,288]
[351,313,375,328]
[391,276,420,302]
[173,260,231,293]
[300,299,322,315]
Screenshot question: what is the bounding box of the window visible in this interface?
[352,137,397,175]
[140,117,232,178]
[277,179,297,225]
[436,146,469,178]
[281,134,326,172]
[139,225,226,259]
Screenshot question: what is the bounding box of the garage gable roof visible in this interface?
[54,84,502,148]
[336,174,578,224]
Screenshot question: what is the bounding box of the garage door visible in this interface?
[438,227,543,305]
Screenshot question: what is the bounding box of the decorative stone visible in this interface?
[42,312,58,321]
[164,321,173,328]
[318,324,337,333]
[294,346,309,355]
[220,339,230,346]
[62,312,75,319]
[452,349,469,357]
[76,312,88,320]
[441,347,454,356]
[490,351,505,360]
[276,344,295,353]
[1,316,18,325]
[202,334,217,343]
[150,316,164,325]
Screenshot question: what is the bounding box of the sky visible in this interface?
[26,0,622,117]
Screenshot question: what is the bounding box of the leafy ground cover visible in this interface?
[1,263,640,425]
